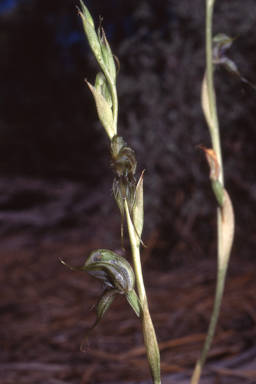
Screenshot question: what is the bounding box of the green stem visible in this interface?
[205,0,223,185]
[190,211,226,384]
[125,201,161,384]
[191,1,230,382]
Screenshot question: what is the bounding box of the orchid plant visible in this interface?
[61,1,161,383]
[58,1,254,383]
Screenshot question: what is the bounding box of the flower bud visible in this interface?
[85,80,116,139]
[212,33,236,61]
[78,0,94,27]
[212,33,256,90]
[78,1,103,67]
[95,72,112,107]
[97,19,117,84]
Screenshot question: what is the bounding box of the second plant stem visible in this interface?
[191,0,229,382]
[206,0,223,184]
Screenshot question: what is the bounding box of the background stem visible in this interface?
[205,0,223,185]
[191,0,232,382]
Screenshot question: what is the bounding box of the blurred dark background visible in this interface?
[0,0,256,264]
[1,2,256,383]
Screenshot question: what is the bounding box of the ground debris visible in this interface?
[0,236,255,384]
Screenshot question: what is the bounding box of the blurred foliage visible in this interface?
[0,0,256,266]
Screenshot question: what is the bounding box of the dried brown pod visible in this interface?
[110,135,145,250]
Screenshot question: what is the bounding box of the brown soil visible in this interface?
[1,232,256,384]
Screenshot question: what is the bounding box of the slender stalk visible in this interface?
[191,0,231,382]
[205,0,223,185]
[125,201,161,384]
[190,236,226,383]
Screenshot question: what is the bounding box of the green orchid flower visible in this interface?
[60,249,141,351]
